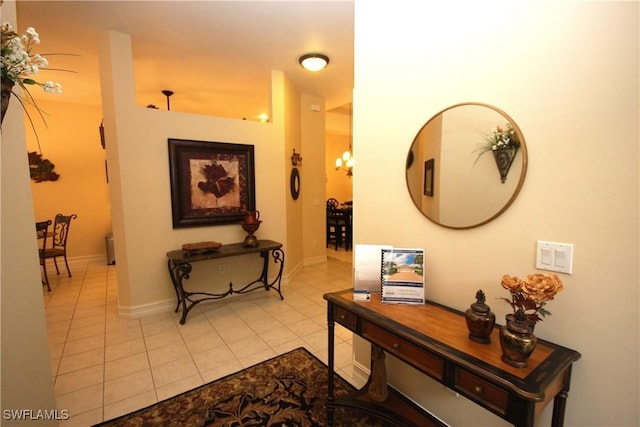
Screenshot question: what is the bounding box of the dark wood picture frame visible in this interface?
[168,138,256,228]
[424,158,435,197]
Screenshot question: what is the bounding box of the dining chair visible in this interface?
[342,206,353,251]
[326,198,346,250]
[36,220,52,291]
[43,213,78,278]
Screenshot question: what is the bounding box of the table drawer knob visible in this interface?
[339,314,345,321]
[393,343,400,349]
[474,385,483,394]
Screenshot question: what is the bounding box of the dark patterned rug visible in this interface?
[95,347,385,427]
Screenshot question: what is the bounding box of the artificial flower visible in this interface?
[499,273,563,324]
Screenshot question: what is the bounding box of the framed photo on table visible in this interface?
[168,139,256,228]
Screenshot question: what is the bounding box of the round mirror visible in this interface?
[406,102,527,229]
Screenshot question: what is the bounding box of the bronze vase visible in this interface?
[1,80,15,125]
[499,314,537,368]
[240,220,261,247]
[465,290,496,344]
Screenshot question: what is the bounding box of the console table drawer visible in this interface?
[362,320,444,380]
[454,367,509,415]
[333,306,358,331]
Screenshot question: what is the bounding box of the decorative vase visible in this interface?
[1,80,15,125]
[244,210,260,224]
[240,220,261,247]
[492,147,518,183]
[499,313,537,368]
[465,289,496,344]
[505,313,536,333]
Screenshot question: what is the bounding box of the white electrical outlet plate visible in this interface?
[536,241,573,274]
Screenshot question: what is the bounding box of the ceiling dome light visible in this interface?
[299,53,329,72]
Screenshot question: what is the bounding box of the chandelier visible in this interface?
[335,147,354,177]
[335,103,354,177]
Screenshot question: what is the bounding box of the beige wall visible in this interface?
[27,100,111,260]
[301,94,330,265]
[0,1,59,424]
[284,78,305,274]
[353,1,638,426]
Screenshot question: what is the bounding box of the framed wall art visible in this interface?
[424,158,434,197]
[168,139,256,228]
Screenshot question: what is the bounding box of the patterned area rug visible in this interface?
[96,347,384,427]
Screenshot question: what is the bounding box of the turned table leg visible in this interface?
[368,343,389,402]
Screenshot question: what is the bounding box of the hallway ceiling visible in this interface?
[15,1,354,124]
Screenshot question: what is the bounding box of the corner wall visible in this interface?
[98,30,289,314]
[353,2,639,426]
[0,1,59,423]
[301,94,329,265]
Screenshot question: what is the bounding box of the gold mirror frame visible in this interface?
[405,102,528,229]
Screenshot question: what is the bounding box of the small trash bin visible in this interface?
[105,233,116,265]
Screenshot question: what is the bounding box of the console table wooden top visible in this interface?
[325,289,581,427]
[167,239,282,263]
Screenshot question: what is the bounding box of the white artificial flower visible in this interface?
[43,81,62,94]
[25,27,40,44]
[33,54,48,68]
[2,20,66,141]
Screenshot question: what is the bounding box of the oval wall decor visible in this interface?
[290,167,300,200]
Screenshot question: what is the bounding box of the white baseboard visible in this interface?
[353,358,371,379]
[41,255,107,273]
[118,298,177,319]
[287,259,304,280]
[304,255,327,266]
[43,254,109,267]
[68,254,108,265]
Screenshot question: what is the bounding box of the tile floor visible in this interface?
[42,248,358,426]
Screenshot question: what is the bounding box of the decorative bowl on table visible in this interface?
[182,241,222,256]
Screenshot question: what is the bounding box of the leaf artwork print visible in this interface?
[190,158,240,209]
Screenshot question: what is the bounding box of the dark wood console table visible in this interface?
[167,240,284,324]
[325,289,580,427]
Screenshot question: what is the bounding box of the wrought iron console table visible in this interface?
[167,240,284,324]
[325,289,581,427]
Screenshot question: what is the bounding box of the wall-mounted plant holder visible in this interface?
[493,147,518,183]
[291,148,302,166]
[28,151,59,182]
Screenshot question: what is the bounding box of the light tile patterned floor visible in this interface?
[42,248,358,426]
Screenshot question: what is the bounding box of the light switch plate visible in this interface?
[535,241,573,274]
